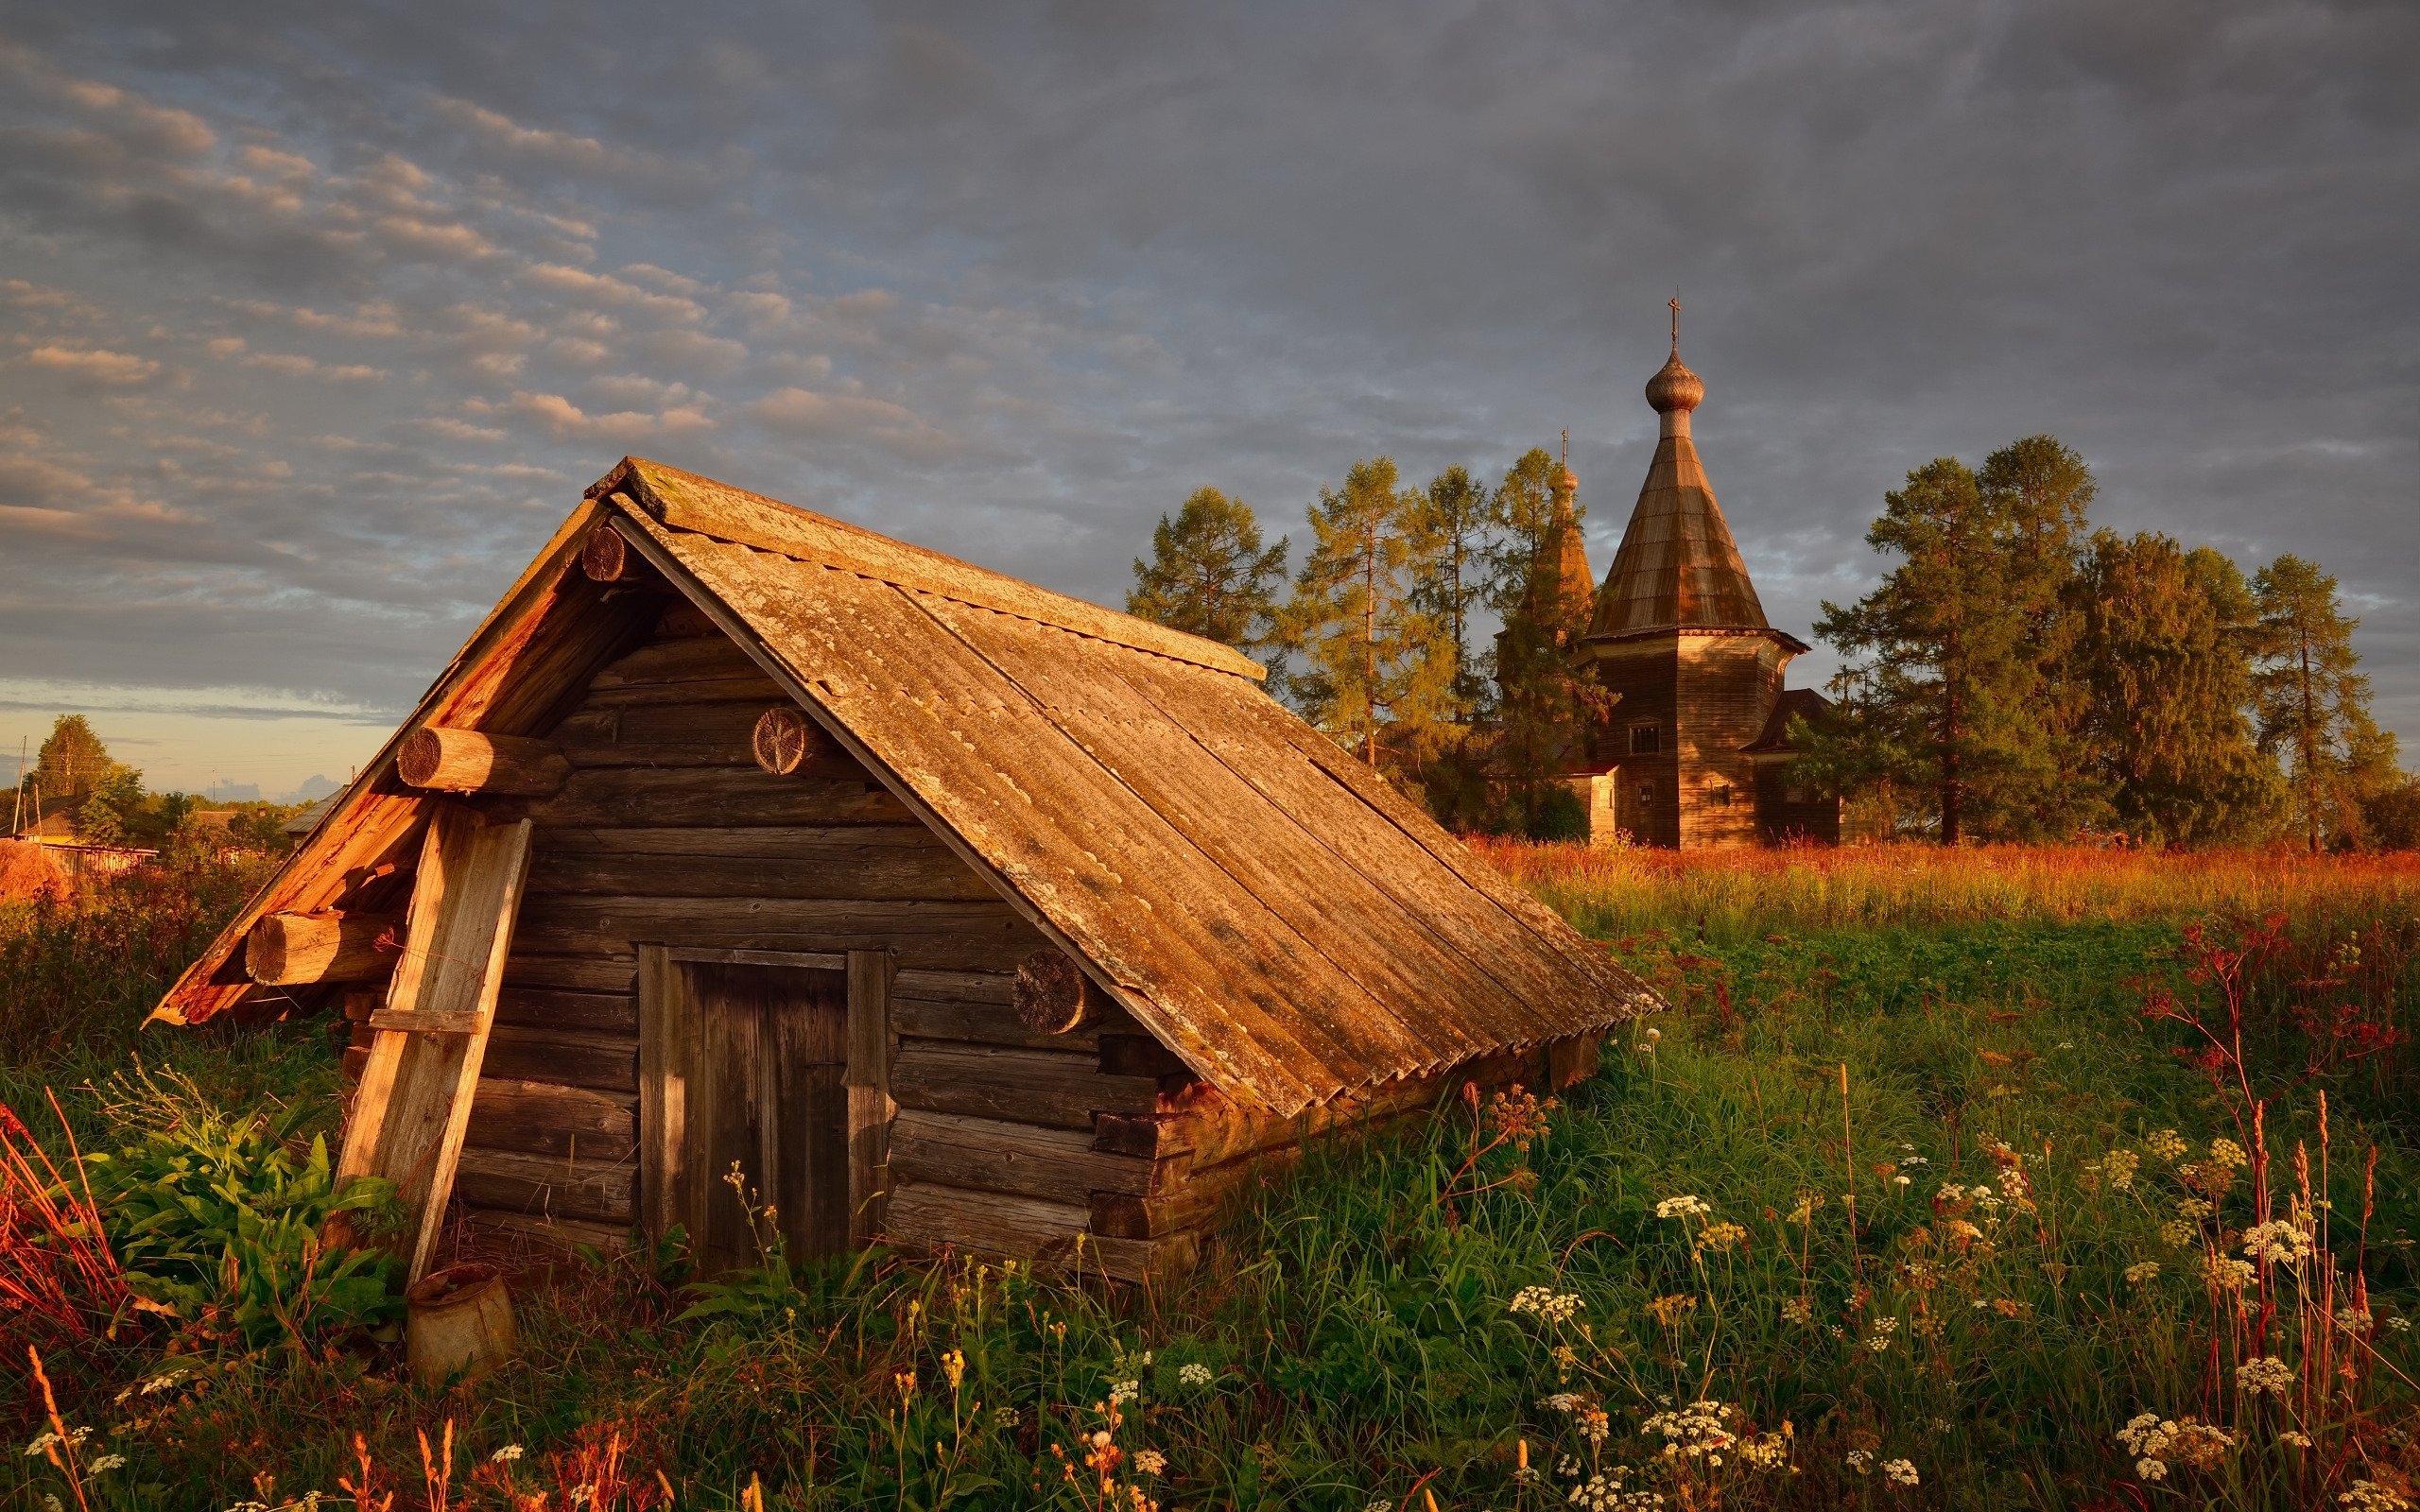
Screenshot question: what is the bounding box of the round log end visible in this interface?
[580,524,630,582]
[244,915,288,983]
[752,705,815,776]
[395,727,444,789]
[1013,949,1093,1035]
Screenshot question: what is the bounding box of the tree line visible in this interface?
[9,714,300,853]
[1127,436,2418,850]
[1127,448,1604,835]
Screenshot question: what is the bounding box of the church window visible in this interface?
[1629,723,1661,756]
[1637,783,1654,808]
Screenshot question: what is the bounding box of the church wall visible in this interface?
[1584,638,1678,847]
[1674,634,1772,849]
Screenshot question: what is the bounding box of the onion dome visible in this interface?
[1644,351,1703,416]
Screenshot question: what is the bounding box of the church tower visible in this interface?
[1573,304,1839,847]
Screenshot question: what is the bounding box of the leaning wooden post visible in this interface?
[396,728,569,797]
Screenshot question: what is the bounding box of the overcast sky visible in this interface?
[1,1,2413,797]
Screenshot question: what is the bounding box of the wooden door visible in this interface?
[677,961,851,1272]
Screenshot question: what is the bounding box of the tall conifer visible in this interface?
[1127,487,1288,658]
[2252,554,2379,852]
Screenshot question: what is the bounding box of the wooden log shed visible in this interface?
[149,458,1662,1284]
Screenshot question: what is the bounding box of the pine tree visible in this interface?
[1126,488,1288,655]
[1409,465,1493,729]
[1812,439,2095,844]
[30,714,118,806]
[1275,457,1455,772]
[2252,554,2377,852]
[2070,531,2280,844]
[1485,447,1608,830]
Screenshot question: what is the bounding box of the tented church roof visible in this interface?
[154,458,1657,1115]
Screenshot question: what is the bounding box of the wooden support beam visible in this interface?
[397,727,572,797]
[368,1007,484,1036]
[332,806,535,1284]
[579,511,645,582]
[245,910,401,986]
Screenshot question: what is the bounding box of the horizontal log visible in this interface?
[494,987,637,1036]
[589,635,767,689]
[890,968,1014,1005]
[884,1180,1086,1262]
[1087,1157,1284,1239]
[513,895,1042,972]
[580,520,637,582]
[891,1042,1159,1131]
[480,1026,639,1092]
[894,995,1121,1053]
[1071,1230,1200,1285]
[246,911,401,986]
[535,824,939,860]
[397,727,571,797]
[524,848,995,902]
[368,1007,481,1036]
[502,954,637,994]
[889,1108,1156,1206]
[452,1146,636,1224]
[503,766,912,828]
[578,674,790,710]
[456,1208,630,1260]
[466,1078,637,1161]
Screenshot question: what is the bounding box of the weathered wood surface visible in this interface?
[636,945,683,1240]
[845,948,893,1244]
[244,910,400,986]
[464,1078,637,1161]
[457,1207,630,1258]
[367,1007,483,1037]
[1012,948,1100,1035]
[889,1108,1154,1206]
[884,1180,1088,1260]
[479,1025,639,1092]
[502,954,636,994]
[397,728,571,797]
[526,847,994,902]
[752,705,820,776]
[890,1041,1158,1130]
[333,807,534,1283]
[500,765,913,829]
[452,1146,636,1224]
[581,517,639,582]
[603,462,1266,682]
[891,991,1139,1054]
[150,493,644,1025]
[493,987,637,1036]
[513,894,1040,970]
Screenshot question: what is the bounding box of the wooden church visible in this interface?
[151,459,1658,1284]
[1542,314,1843,849]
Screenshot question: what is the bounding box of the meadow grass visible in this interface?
[7,846,2420,1510]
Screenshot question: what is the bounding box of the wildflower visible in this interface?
[85,1454,126,1474]
[2125,1261,2161,1285]
[2242,1220,2314,1268]
[1780,1297,1812,1324]
[1640,1400,1739,1462]
[2209,1138,2248,1170]
[1882,1458,1918,1486]
[1643,1293,1699,1327]
[492,1445,526,1463]
[2138,1458,2169,1482]
[1132,1450,1167,1476]
[1693,1221,1748,1257]
[1109,1379,1142,1407]
[2159,1219,2196,1248]
[1544,1391,1586,1413]
[2177,1197,2214,1221]
[2342,1481,2415,1511]
[1787,1193,1824,1224]
[1936,1183,1967,1204]
[943,1349,967,1393]
[2146,1129,2187,1160]
[2101,1150,2140,1191]
[2204,1256,2256,1290]
[1846,1449,1874,1474]
[2282,1431,2314,1449]
[1863,1316,1900,1352]
[1510,1286,1583,1324]
[2238,1356,2294,1396]
[1179,1363,1215,1388]
[1655,1194,1711,1221]
[2394,1316,2414,1333]
[993,1406,1020,1428]
[2340,1307,2375,1335]
[1993,1298,2023,1318]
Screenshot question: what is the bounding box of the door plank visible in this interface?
[334,806,535,1283]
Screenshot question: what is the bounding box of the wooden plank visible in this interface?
[502,954,636,994]
[637,944,683,1241]
[452,1146,636,1225]
[368,1007,482,1036]
[890,1041,1159,1131]
[613,463,1267,682]
[588,632,769,689]
[333,807,535,1284]
[890,968,1014,1005]
[667,946,847,970]
[481,1025,639,1092]
[526,848,996,902]
[578,673,789,709]
[506,766,914,828]
[770,969,852,1257]
[883,1179,1087,1261]
[845,949,894,1245]
[512,894,1043,971]
[892,995,1136,1054]
[465,1078,637,1161]
[533,824,939,860]
[494,987,637,1036]
[889,1108,1154,1206]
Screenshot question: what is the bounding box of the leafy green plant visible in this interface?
[82,1078,403,1352]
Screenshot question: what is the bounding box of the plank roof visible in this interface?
[152,457,1659,1115]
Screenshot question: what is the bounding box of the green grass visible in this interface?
[8,852,2420,1510]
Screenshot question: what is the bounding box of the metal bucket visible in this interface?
[405,1263,515,1385]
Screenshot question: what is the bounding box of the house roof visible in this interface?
[1590,344,1798,647]
[1744,686,1830,754]
[152,457,1659,1116]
